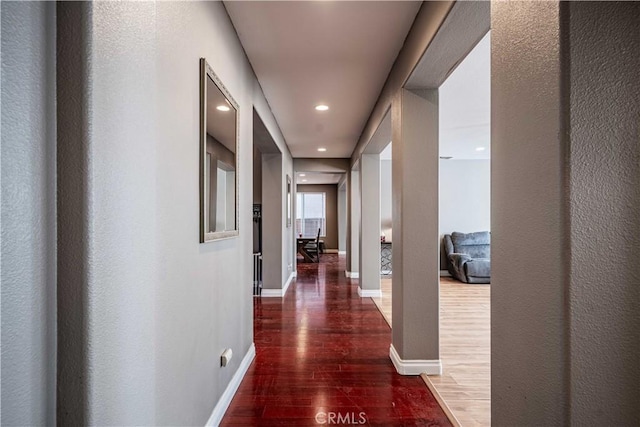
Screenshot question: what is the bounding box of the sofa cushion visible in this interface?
[464,258,491,278]
[451,231,490,259]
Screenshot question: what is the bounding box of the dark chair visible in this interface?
[304,228,321,262]
[444,231,491,284]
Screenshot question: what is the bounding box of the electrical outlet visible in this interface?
[221,348,233,367]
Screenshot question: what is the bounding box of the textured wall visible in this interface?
[491,2,568,424]
[492,1,640,425]
[56,2,292,424]
[1,2,57,425]
[567,2,640,424]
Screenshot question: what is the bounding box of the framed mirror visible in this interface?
[200,58,239,242]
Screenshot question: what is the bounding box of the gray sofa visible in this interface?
[444,231,491,284]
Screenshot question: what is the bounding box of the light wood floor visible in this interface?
[372,277,490,427]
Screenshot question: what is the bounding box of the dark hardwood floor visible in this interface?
[221,254,451,426]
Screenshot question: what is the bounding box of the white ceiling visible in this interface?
[296,172,343,185]
[439,31,491,160]
[224,1,421,159]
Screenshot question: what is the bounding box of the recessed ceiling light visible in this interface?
[315,105,329,111]
[299,173,306,177]
[476,147,486,151]
[216,105,230,112]
[317,147,327,152]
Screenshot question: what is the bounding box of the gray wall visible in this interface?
[492,1,639,425]
[55,2,291,424]
[1,2,57,425]
[253,146,262,204]
[439,159,490,269]
[567,2,639,424]
[337,184,347,252]
[349,170,360,273]
[297,184,338,250]
[391,89,440,361]
[359,154,381,292]
[492,3,568,423]
[262,153,283,290]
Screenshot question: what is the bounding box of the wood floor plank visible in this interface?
[221,255,452,426]
[373,277,491,426]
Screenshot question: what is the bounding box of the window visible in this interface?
[296,192,326,237]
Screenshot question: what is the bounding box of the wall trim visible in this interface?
[345,271,360,278]
[324,249,339,254]
[439,270,451,277]
[205,343,256,426]
[357,287,382,298]
[261,272,295,298]
[338,251,347,255]
[389,344,442,375]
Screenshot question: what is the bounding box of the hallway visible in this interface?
[222,254,451,425]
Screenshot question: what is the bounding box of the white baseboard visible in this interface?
[345,271,360,278]
[357,286,382,298]
[389,344,442,375]
[440,270,451,277]
[205,343,256,426]
[338,251,346,255]
[261,272,295,297]
[324,249,339,254]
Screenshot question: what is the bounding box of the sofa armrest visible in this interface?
[448,252,471,279]
[448,253,471,265]
[447,253,472,282]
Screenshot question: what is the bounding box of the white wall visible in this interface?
[439,159,490,268]
[1,2,57,425]
[380,159,392,241]
[56,2,292,424]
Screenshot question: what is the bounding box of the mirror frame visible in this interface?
[200,58,240,242]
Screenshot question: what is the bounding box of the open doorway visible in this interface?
[293,170,346,267]
[372,141,393,325]
[252,109,283,296]
[368,26,492,427]
[434,31,491,427]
